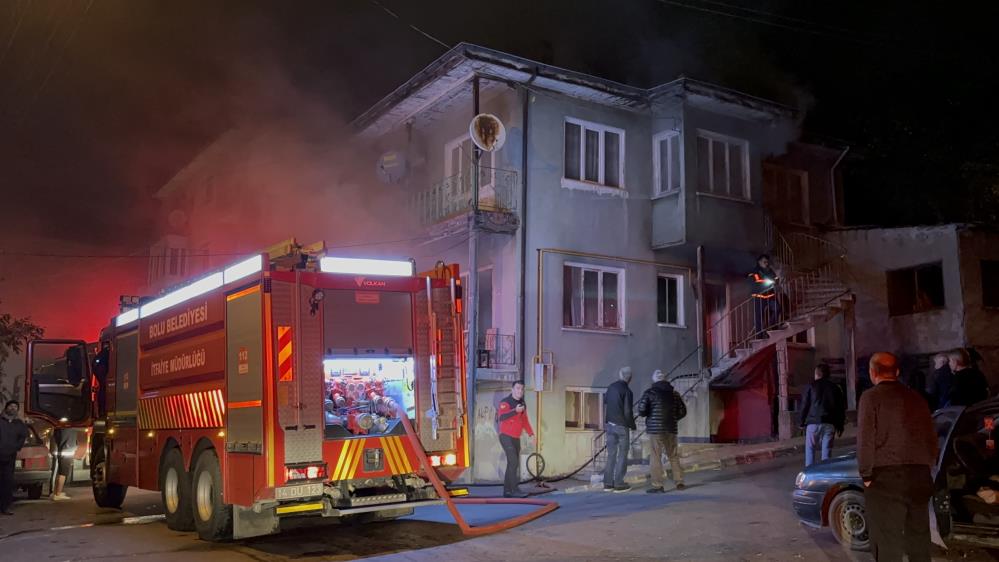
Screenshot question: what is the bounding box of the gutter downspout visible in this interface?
[830,146,849,225]
[467,76,480,474]
[519,69,537,391]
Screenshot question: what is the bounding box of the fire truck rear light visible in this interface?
[115,308,139,327]
[223,255,263,284]
[319,256,414,277]
[286,465,327,481]
[429,455,442,467]
[444,453,458,466]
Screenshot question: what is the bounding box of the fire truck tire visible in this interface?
[91,447,127,509]
[160,448,195,532]
[192,450,232,541]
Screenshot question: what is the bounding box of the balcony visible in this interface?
[410,167,519,236]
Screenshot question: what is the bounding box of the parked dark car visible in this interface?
[793,400,999,551]
[15,423,52,499]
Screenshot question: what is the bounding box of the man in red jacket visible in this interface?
[497,380,535,498]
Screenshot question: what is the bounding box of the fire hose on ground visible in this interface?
[395,405,559,537]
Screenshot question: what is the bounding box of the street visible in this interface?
[0,453,991,562]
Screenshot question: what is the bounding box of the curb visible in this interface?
[558,438,856,494]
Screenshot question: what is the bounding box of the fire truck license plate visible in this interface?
[276,483,323,500]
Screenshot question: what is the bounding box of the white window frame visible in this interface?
[562,261,626,332]
[696,129,751,201]
[652,130,681,197]
[561,117,626,195]
[445,134,496,195]
[564,386,606,431]
[657,273,685,328]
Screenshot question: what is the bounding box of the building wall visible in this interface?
[520,91,702,475]
[829,226,966,359]
[957,228,999,385]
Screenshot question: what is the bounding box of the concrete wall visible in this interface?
[829,226,966,359]
[957,228,999,385]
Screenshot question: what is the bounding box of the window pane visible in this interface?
[657,277,668,323]
[563,266,579,327]
[667,277,678,325]
[584,129,600,182]
[602,272,619,329]
[583,270,599,328]
[983,261,999,308]
[915,264,945,310]
[584,393,601,430]
[564,123,581,180]
[788,173,804,224]
[712,140,727,195]
[604,131,620,187]
[729,143,744,198]
[669,135,681,191]
[565,391,580,429]
[697,136,711,193]
[657,138,669,195]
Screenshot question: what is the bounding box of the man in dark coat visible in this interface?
[927,353,953,410]
[602,367,635,492]
[800,364,846,467]
[949,348,990,407]
[858,352,938,562]
[637,370,687,492]
[748,254,781,337]
[0,400,29,515]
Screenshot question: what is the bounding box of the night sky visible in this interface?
[1,0,998,335]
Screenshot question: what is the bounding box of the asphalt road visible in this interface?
[0,453,992,561]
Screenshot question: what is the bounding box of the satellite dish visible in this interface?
[375,150,408,185]
[469,113,506,152]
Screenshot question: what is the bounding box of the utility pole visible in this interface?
[466,76,481,473]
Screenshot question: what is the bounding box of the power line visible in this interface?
[655,0,879,45]
[365,0,451,51]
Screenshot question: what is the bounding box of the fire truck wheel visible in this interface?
[91,447,127,509]
[160,448,195,532]
[192,450,232,541]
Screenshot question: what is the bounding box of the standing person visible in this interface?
[799,364,846,467]
[51,428,77,501]
[748,254,780,337]
[927,353,953,410]
[0,400,29,515]
[858,352,938,562]
[949,348,991,407]
[496,380,534,498]
[637,370,687,493]
[602,367,635,493]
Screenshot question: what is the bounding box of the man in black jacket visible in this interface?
[800,364,846,467]
[602,367,635,492]
[637,370,686,492]
[948,348,990,407]
[0,400,29,515]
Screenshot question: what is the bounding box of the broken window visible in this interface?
[982,260,999,308]
[886,263,946,316]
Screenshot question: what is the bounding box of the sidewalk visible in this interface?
[559,425,858,493]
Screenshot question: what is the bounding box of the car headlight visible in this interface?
[795,472,807,489]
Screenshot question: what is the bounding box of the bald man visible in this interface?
[858,352,939,562]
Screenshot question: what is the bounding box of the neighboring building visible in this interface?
[825,224,999,388]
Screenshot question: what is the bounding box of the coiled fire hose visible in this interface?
[395,405,559,536]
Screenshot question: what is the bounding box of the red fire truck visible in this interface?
[25,242,469,540]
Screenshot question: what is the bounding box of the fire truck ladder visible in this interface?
[422,275,464,445]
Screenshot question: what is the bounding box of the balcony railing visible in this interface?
[410,167,518,227]
[477,331,516,368]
